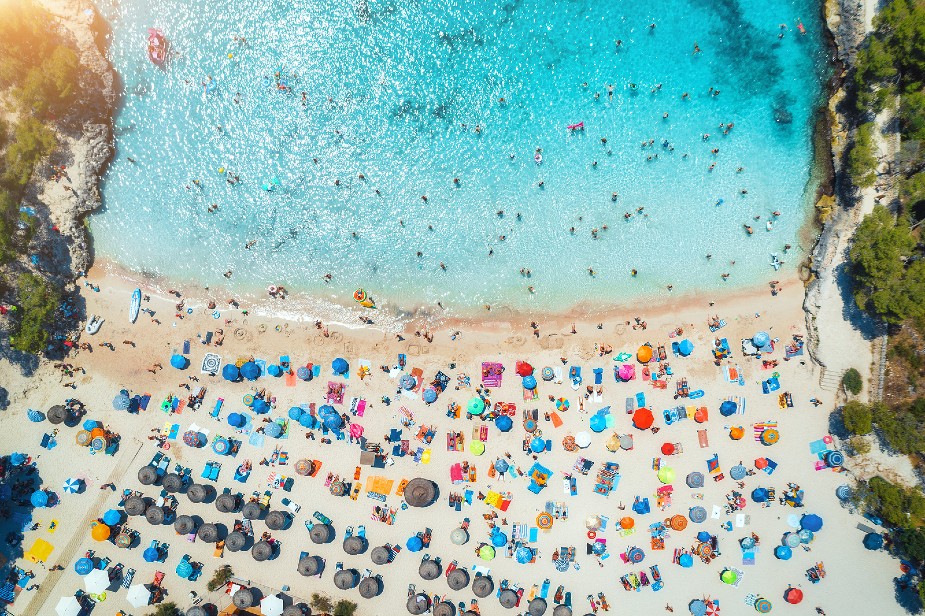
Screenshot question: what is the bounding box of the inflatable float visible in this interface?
[567,122,584,131]
[354,288,376,309]
[147,28,167,65]
[85,314,103,335]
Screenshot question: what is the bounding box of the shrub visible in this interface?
[897,527,925,562]
[334,599,358,616]
[842,368,864,396]
[866,476,925,528]
[206,564,233,591]
[847,122,879,189]
[311,593,333,614]
[3,117,56,189]
[842,400,872,434]
[10,273,59,354]
[849,435,872,455]
[147,603,179,616]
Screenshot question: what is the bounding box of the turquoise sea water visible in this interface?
[93,0,829,314]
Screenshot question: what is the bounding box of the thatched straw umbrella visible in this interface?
[418,559,442,580]
[251,540,273,561]
[309,524,332,544]
[334,569,358,590]
[282,605,306,616]
[265,510,289,531]
[472,576,494,598]
[358,576,381,599]
[241,502,262,520]
[407,593,430,615]
[138,466,158,485]
[186,607,208,616]
[343,535,368,555]
[552,605,572,616]
[161,473,183,493]
[297,555,321,577]
[124,496,147,516]
[499,589,519,609]
[186,484,209,503]
[463,612,480,616]
[528,598,548,616]
[47,405,68,425]
[216,493,238,513]
[371,546,391,565]
[226,531,247,552]
[173,515,196,535]
[433,602,456,616]
[403,478,436,508]
[197,523,219,543]
[447,568,470,590]
[144,505,165,525]
[233,588,254,608]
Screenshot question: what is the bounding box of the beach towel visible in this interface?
[550,412,563,428]
[285,371,297,387]
[350,398,367,417]
[697,430,709,448]
[593,368,603,385]
[711,505,722,519]
[523,387,538,401]
[753,421,778,441]
[256,359,267,377]
[139,394,151,410]
[482,362,504,388]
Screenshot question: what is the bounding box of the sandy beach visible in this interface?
[0,263,905,616]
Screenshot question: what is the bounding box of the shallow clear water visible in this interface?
[93,0,829,314]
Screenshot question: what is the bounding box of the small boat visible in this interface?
[770,253,783,271]
[85,314,103,335]
[147,28,167,65]
[129,288,141,323]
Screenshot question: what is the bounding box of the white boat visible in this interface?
[129,288,141,323]
[770,253,782,271]
[85,314,103,335]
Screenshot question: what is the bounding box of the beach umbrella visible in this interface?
[216,493,238,513]
[473,575,494,597]
[359,576,381,599]
[126,584,151,608]
[524,419,538,432]
[801,514,823,532]
[299,413,315,428]
[91,523,110,541]
[730,465,747,480]
[31,490,48,508]
[720,569,739,585]
[265,422,283,438]
[693,408,708,423]
[170,354,189,370]
[719,400,737,417]
[552,606,572,616]
[774,545,792,560]
[751,488,769,503]
[240,361,259,380]
[371,546,391,565]
[335,569,358,589]
[145,505,165,525]
[637,345,653,363]
[90,435,107,451]
[343,535,367,555]
[419,559,442,580]
[619,434,634,450]
[243,395,254,406]
[619,517,634,530]
[863,532,884,550]
[283,607,306,616]
[754,598,772,613]
[62,478,82,494]
[252,398,270,414]
[197,523,219,542]
[138,465,157,485]
[112,532,132,547]
[295,459,315,476]
[332,358,349,374]
[124,496,147,518]
[496,415,513,432]
[75,431,91,447]
[251,540,273,561]
[233,588,255,608]
[824,450,844,467]
[433,602,456,616]
[404,478,436,507]
[589,415,607,433]
[797,528,814,544]
[729,426,745,440]
[55,596,81,616]
[752,331,770,347]
[297,555,321,576]
[406,536,423,552]
[143,544,159,562]
[267,364,282,377]
[669,515,687,531]
[310,524,332,544]
[697,531,712,543]
[110,393,130,410]
[447,568,470,590]
[227,412,245,428]
[679,553,694,568]
[242,502,262,520]
[407,593,430,615]
[657,467,675,484]
[760,428,780,445]
[632,407,654,430]
[478,545,495,560]
[288,406,304,420]
[451,528,470,545]
[678,339,694,356]
[261,596,285,616]
[162,473,183,493]
[74,557,94,575]
[423,388,438,403]
[784,532,801,548]
[523,375,537,390]
[515,546,533,564]
[222,364,240,381]
[266,510,289,531]
[528,598,548,616]
[174,515,196,535]
[324,414,343,431]
[490,530,508,548]
[542,367,555,381]
[297,366,311,380]
[330,480,346,496]
[102,509,121,526]
[499,589,520,609]
[187,483,209,503]
[555,398,569,411]
[226,531,247,552]
[784,588,803,605]
[689,600,707,616]
[530,437,546,453]
[176,558,194,579]
[661,442,675,455]
[399,374,416,390]
[836,483,851,500]
[516,362,534,377]
[575,432,592,448]
[47,405,68,425]
[627,547,645,564]
[689,506,707,523]
[467,397,484,415]
[494,459,510,474]
[183,431,204,447]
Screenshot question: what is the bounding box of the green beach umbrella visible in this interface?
[468,397,484,415]
[720,569,738,585]
[470,441,485,456]
[657,467,675,484]
[478,545,496,560]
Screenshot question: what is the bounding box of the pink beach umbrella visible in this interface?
[350,424,364,439]
[619,365,635,381]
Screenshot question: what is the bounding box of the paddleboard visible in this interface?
[129,288,141,323]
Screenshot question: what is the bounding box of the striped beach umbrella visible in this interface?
[27,409,44,422]
[62,478,82,494]
[754,598,772,613]
[74,558,94,575]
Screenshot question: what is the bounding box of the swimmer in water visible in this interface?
[607,84,614,99]
[612,193,619,201]
[631,269,638,276]
[588,268,596,276]
[744,225,754,235]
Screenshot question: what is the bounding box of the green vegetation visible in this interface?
[847,122,879,188]
[10,273,59,354]
[3,117,55,189]
[146,603,179,616]
[334,599,358,616]
[864,476,925,528]
[311,593,334,615]
[842,368,864,396]
[206,564,233,591]
[842,400,873,433]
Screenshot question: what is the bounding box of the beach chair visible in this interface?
[211,398,223,419]
[209,463,221,481]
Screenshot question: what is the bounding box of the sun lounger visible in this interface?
[209,463,221,481]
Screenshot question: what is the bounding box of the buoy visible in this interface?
[587,530,596,539]
[218,167,225,174]
[228,53,233,59]
[268,285,278,294]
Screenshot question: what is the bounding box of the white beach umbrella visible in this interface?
[84,568,110,594]
[55,596,81,616]
[125,584,151,608]
[261,594,285,616]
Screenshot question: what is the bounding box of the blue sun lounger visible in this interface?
[593,368,603,385]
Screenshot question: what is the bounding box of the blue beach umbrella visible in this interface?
[267,364,282,377]
[423,388,438,404]
[82,420,100,431]
[798,529,815,544]
[752,332,770,348]
[10,453,26,466]
[689,600,707,616]
[627,547,645,564]
[679,553,694,568]
[740,536,756,550]
[696,531,712,543]
[288,407,304,420]
[143,546,159,562]
[222,364,240,381]
[515,546,533,564]
[589,415,607,433]
[719,400,737,417]
[212,437,230,455]
[678,339,694,356]
[406,536,423,552]
[523,375,537,390]
[801,514,823,532]
[170,354,188,370]
[31,490,48,508]
[530,438,546,453]
[62,478,82,494]
[176,559,193,579]
[332,358,348,375]
[252,399,269,414]
[784,533,801,548]
[297,366,311,381]
[400,375,416,390]
[324,414,343,430]
[494,459,509,473]
[863,532,884,550]
[112,393,131,410]
[319,405,336,416]
[28,409,45,422]
[240,362,260,380]
[491,532,508,547]
[467,398,484,415]
[265,422,283,438]
[102,510,122,526]
[825,450,844,467]
[751,488,769,503]
[299,414,315,428]
[495,416,513,432]
[542,367,555,381]
[227,413,245,428]
[774,545,792,560]
[74,558,94,575]
[835,485,851,501]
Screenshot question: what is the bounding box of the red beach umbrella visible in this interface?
[516,362,533,377]
[784,588,803,604]
[660,443,675,455]
[754,458,769,470]
[632,407,654,430]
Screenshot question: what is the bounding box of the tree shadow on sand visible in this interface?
[834,258,880,343]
